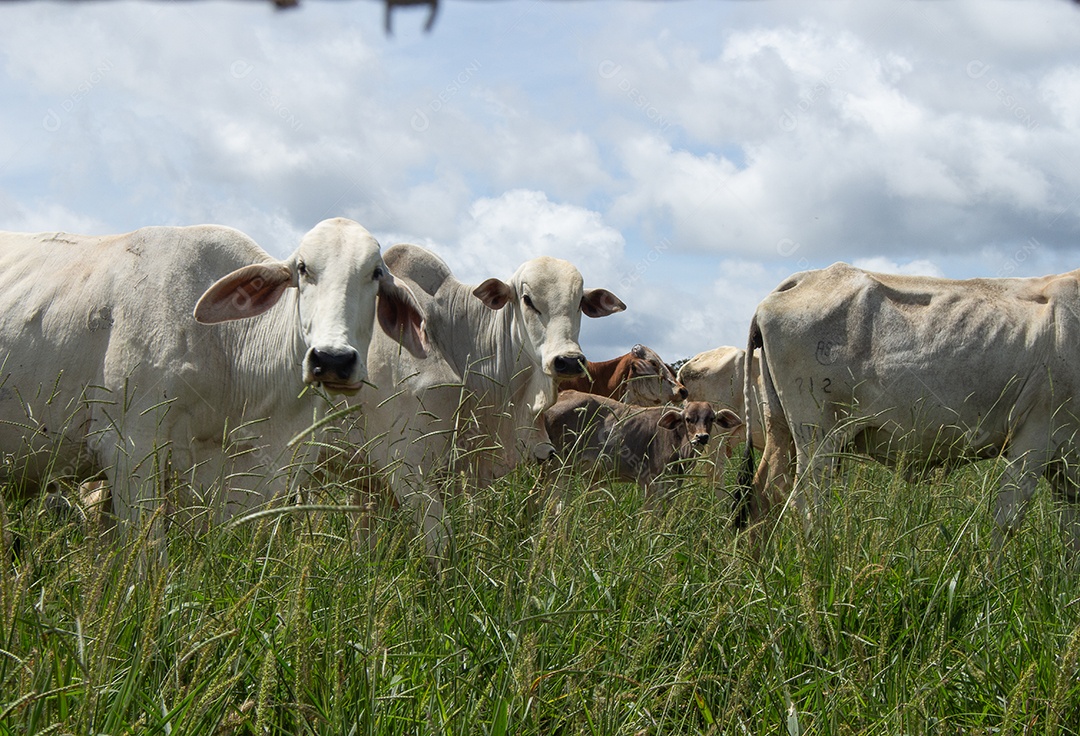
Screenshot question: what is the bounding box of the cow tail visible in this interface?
[733,314,763,529]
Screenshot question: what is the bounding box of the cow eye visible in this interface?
[297,260,308,277]
[373,266,384,280]
[522,295,540,314]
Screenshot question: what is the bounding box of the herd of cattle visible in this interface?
[2,219,1080,558]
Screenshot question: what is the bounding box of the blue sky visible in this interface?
[2,0,1079,360]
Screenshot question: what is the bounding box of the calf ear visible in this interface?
[715,409,743,431]
[194,262,294,324]
[473,278,513,310]
[581,288,626,318]
[657,409,684,431]
[377,277,428,358]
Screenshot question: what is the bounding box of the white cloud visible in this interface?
[851,257,945,278]
[595,9,1080,267]
[448,189,625,286]
[0,197,109,235]
[3,0,1080,370]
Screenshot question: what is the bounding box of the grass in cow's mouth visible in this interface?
[2,454,1079,734]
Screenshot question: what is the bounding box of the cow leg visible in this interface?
[98,432,173,569]
[1045,458,1080,557]
[709,439,736,502]
[78,479,114,536]
[0,492,8,558]
[991,446,1043,550]
[530,416,556,462]
[400,482,450,562]
[350,472,381,552]
[1056,485,1080,558]
[747,419,795,529]
[793,428,846,532]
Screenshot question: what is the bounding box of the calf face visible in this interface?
[658,401,741,456]
[545,393,743,501]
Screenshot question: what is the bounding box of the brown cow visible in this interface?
[558,344,687,406]
[544,390,742,502]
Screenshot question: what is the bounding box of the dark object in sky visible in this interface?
[385,0,438,33]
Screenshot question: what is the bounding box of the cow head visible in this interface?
[472,256,625,381]
[658,402,742,453]
[626,343,688,405]
[193,218,426,395]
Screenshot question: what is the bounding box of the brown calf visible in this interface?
[544,390,742,502]
[558,344,687,406]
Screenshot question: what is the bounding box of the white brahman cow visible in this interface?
[344,243,624,558]
[0,218,425,541]
[737,262,1080,553]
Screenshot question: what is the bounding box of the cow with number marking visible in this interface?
[737,262,1080,552]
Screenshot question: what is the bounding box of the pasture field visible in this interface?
[2,457,1080,735]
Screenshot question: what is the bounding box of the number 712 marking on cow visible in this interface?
[795,376,833,395]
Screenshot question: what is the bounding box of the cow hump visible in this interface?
[383,243,454,297]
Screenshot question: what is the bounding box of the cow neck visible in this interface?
[589,355,628,397]
[434,282,517,388]
[221,289,307,411]
[433,280,548,422]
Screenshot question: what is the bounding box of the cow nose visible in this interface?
[553,353,586,376]
[694,432,710,445]
[674,385,689,400]
[309,347,359,381]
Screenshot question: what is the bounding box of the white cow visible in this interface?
[0,219,425,539]
[677,346,765,487]
[344,243,625,557]
[738,262,1080,552]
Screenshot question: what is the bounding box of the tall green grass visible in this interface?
[2,456,1079,734]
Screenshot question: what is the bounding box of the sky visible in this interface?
[2,0,1079,362]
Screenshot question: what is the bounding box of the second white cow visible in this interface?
[345,243,624,558]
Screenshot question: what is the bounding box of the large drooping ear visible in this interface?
[194,262,294,324]
[377,277,428,358]
[715,408,744,431]
[581,288,626,318]
[473,278,513,310]
[657,409,684,431]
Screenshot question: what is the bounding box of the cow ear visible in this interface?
[377,277,428,358]
[629,359,652,377]
[473,278,513,310]
[194,262,294,324]
[657,409,683,431]
[715,409,743,431]
[581,288,626,318]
